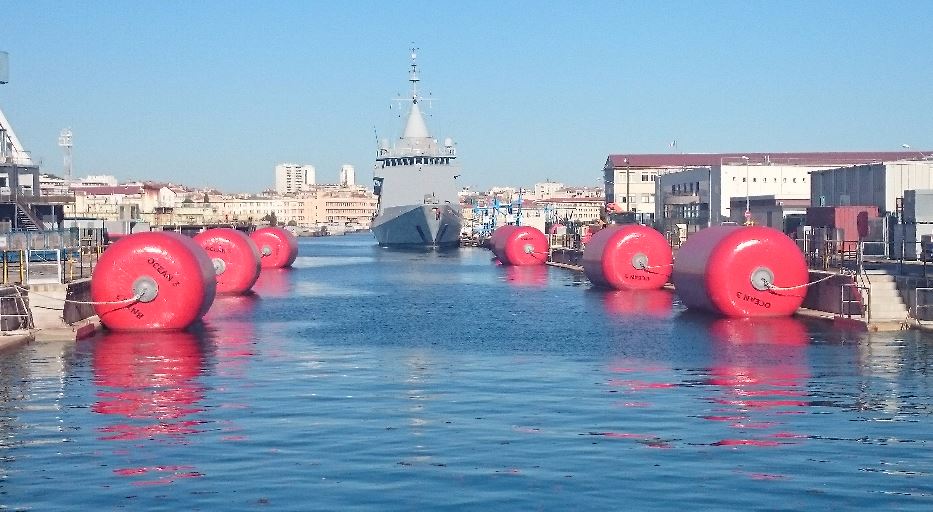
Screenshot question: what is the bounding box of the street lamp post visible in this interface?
[624,157,630,214]
[742,155,750,224]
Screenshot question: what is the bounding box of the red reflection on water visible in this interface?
[251,268,293,297]
[705,316,810,448]
[605,358,676,413]
[709,316,809,347]
[200,299,256,444]
[93,331,204,423]
[712,439,781,447]
[113,465,202,487]
[92,331,206,484]
[202,294,259,322]
[503,265,548,287]
[203,296,258,377]
[602,289,674,318]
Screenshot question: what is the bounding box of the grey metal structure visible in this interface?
[371,48,461,249]
[0,51,8,84]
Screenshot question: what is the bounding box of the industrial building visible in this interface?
[810,160,933,257]
[603,152,929,242]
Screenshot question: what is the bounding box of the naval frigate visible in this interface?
[371,48,462,249]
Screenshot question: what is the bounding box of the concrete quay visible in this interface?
[25,280,102,341]
[0,279,103,349]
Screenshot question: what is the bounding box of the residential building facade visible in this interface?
[275,163,315,194]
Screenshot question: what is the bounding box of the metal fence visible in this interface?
[0,230,102,286]
[0,291,33,331]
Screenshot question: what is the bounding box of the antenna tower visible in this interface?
[58,128,73,184]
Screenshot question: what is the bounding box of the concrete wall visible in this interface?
[63,278,94,324]
[801,270,862,315]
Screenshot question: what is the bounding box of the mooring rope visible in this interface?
[764,272,839,292]
[12,284,143,306]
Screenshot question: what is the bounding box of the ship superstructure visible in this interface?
[371,48,461,249]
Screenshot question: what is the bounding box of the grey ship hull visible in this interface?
[371,204,461,249]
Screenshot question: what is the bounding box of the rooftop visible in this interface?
[606,151,932,169]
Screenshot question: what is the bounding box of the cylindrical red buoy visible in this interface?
[582,225,673,290]
[193,228,261,295]
[91,231,217,331]
[488,225,516,261]
[489,225,549,266]
[671,226,809,317]
[250,227,299,269]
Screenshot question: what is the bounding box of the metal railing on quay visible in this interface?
[547,233,583,252]
[914,287,933,324]
[0,293,33,331]
[841,281,870,323]
[0,233,103,286]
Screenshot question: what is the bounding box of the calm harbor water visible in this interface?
[1,233,932,510]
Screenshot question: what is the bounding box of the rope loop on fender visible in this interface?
[12,284,144,306]
[763,272,839,292]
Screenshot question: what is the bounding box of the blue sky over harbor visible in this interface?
[1,1,931,193]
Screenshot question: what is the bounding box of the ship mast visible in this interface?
[394,47,430,141]
[409,47,419,106]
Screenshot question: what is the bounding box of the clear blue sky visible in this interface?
[2,1,931,193]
